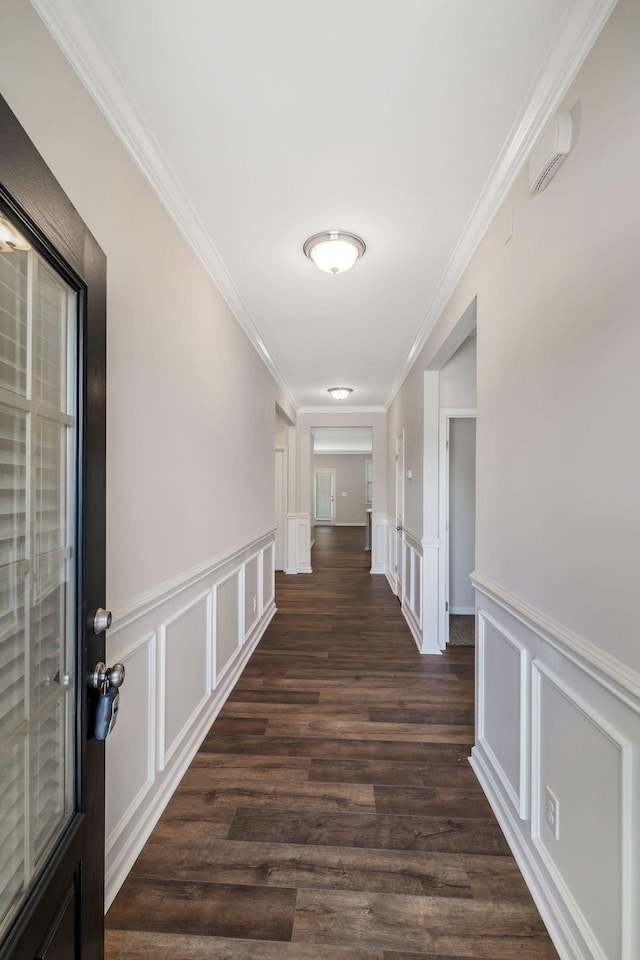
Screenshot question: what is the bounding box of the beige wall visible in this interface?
[313,454,370,525]
[0,0,280,612]
[389,0,640,671]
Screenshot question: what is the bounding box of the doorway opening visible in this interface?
[310,427,373,554]
[439,411,476,647]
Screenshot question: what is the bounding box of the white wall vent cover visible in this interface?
[529,112,573,193]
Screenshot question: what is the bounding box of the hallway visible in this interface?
[105,527,559,959]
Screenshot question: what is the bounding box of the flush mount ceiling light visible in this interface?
[0,216,31,252]
[303,231,365,275]
[327,387,353,400]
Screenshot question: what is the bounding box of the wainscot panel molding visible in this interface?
[471,573,640,710]
[104,531,277,911]
[109,528,277,631]
[370,512,388,574]
[285,513,298,574]
[384,515,395,592]
[420,537,441,656]
[292,513,312,573]
[400,529,429,655]
[477,612,530,819]
[470,575,639,960]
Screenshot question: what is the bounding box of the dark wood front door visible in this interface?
[0,95,107,959]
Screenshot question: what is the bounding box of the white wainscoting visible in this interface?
[471,573,640,960]
[104,530,277,910]
[370,512,388,574]
[398,527,425,653]
[285,513,312,573]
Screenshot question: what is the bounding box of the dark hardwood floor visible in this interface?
[105,525,559,959]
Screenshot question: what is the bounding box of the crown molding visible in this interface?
[385,0,619,410]
[29,0,299,412]
[298,405,387,415]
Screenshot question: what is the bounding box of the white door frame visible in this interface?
[395,430,405,597]
[438,408,476,649]
[314,468,336,522]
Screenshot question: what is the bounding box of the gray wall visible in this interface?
[313,454,370,525]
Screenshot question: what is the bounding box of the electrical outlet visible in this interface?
[252,596,257,612]
[545,785,560,839]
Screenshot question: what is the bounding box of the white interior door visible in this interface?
[314,470,335,522]
[395,432,404,598]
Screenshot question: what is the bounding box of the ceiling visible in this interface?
[33,0,607,410]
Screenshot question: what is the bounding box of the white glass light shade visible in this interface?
[304,231,365,275]
[327,387,353,400]
[0,217,31,251]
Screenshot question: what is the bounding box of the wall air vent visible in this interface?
[529,112,573,194]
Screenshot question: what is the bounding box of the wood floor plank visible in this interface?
[221,701,371,720]
[106,876,296,941]
[227,808,510,855]
[369,705,475,725]
[373,785,493,819]
[106,931,383,960]
[227,689,321,704]
[130,825,473,898]
[188,753,311,781]
[309,758,477,788]
[162,772,376,816]
[200,733,428,762]
[265,718,475,744]
[293,889,551,953]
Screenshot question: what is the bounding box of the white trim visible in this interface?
[370,513,388,575]
[450,606,475,616]
[402,601,422,653]
[313,450,373,457]
[402,526,422,552]
[299,405,386,415]
[335,522,366,527]
[213,566,244,684]
[384,0,619,407]
[105,631,157,857]
[285,513,298,574]
[531,660,634,960]
[472,573,640,712]
[477,611,530,820]
[470,747,582,960]
[156,590,212,772]
[109,528,276,633]
[295,513,312,573]
[104,602,275,911]
[243,552,262,638]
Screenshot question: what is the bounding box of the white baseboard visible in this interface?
[369,562,386,574]
[335,522,366,527]
[470,746,580,960]
[451,605,475,615]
